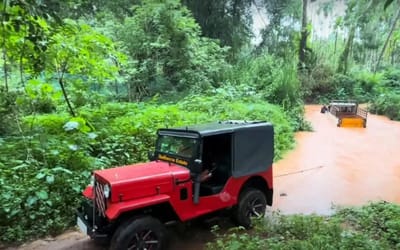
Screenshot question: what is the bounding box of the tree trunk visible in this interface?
[337,0,377,74]
[59,77,76,117]
[334,30,338,56]
[128,81,134,102]
[298,0,308,70]
[390,40,395,65]
[2,1,8,92]
[19,42,27,88]
[2,49,7,92]
[337,25,356,75]
[115,81,119,96]
[374,7,400,73]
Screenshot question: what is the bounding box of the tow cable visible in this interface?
[274,165,325,178]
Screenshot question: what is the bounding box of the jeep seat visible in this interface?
[200,162,229,196]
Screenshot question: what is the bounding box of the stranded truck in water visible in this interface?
[76,121,274,250]
[329,100,368,128]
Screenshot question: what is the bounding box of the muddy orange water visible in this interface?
[273,105,400,214]
[8,105,400,250]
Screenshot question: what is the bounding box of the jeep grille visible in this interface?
[94,180,107,217]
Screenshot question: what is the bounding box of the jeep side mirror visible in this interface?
[148,151,156,161]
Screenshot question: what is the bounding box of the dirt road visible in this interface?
[9,105,400,249]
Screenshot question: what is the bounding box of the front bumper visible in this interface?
[76,200,111,239]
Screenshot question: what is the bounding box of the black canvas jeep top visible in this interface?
[157,120,274,178]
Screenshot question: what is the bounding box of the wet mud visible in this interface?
[7,105,400,249]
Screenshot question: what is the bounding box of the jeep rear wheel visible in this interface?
[232,188,267,228]
[110,216,166,250]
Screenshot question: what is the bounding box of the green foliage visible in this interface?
[44,19,124,113]
[0,133,94,242]
[16,79,60,114]
[334,202,400,247]
[352,70,383,102]
[370,93,400,120]
[0,92,295,243]
[257,0,301,58]
[46,19,121,80]
[7,0,400,246]
[329,74,357,100]
[225,53,310,131]
[0,87,19,135]
[0,2,50,76]
[370,68,400,119]
[1,1,124,117]
[207,202,400,250]
[183,0,253,61]
[304,69,378,104]
[301,64,336,103]
[381,67,400,89]
[112,0,228,100]
[305,65,400,122]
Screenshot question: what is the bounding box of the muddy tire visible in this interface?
[232,188,267,228]
[110,216,167,250]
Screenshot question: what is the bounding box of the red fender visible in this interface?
[105,194,170,220]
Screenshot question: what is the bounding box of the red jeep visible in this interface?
[77,120,274,249]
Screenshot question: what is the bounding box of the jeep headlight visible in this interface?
[90,175,95,186]
[104,184,111,199]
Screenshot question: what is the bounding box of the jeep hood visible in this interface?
[94,161,189,203]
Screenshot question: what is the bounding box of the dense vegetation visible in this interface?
[207,202,400,249]
[0,0,399,246]
[0,92,295,242]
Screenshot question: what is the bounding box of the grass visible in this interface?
[207,201,400,250]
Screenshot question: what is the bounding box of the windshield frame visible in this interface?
[154,131,201,167]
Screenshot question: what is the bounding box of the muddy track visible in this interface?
[7,105,400,250]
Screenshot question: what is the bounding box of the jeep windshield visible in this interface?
[155,134,199,165]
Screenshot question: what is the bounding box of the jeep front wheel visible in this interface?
[110,216,166,250]
[233,188,267,228]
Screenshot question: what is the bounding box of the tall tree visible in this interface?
[115,0,227,101]
[256,0,301,57]
[337,25,355,74]
[1,1,8,92]
[337,0,380,74]
[375,7,400,72]
[384,0,395,9]
[1,1,51,92]
[45,20,121,116]
[183,0,252,61]
[298,0,308,70]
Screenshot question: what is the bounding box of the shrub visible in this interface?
[114,0,228,100]
[0,88,19,136]
[222,56,310,132]
[207,202,399,250]
[334,201,400,247]
[329,74,357,100]
[370,93,400,120]
[16,80,58,114]
[382,67,400,89]
[301,64,336,103]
